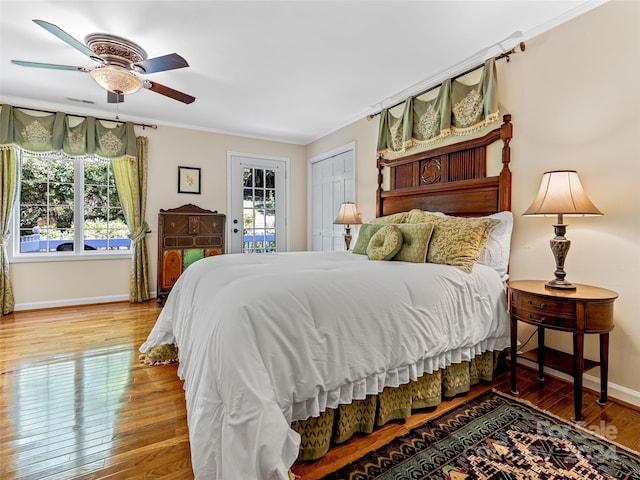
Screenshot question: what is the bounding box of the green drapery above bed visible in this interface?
[377,58,498,159]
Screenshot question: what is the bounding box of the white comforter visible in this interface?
[141,251,509,480]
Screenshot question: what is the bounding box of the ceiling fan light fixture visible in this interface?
[90,66,143,94]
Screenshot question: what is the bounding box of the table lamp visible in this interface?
[334,202,362,251]
[523,170,602,290]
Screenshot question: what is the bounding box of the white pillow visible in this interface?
[473,211,513,280]
[420,210,513,280]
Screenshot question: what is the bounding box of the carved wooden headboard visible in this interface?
[376,114,512,217]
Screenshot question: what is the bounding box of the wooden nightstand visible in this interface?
[508,280,618,421]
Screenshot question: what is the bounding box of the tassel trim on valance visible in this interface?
[0,143,135,161]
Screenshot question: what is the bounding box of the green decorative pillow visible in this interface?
[425,216,500,272]
[366,225,403,261]
[352,224,384,255]
[370,211,409,224]
[392,223,435,263]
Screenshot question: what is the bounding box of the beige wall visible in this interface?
[306,1,640,394]
[11,126,307,308]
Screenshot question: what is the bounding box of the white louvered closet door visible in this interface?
[310,148,355,251]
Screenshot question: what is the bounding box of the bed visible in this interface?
[140,115,514,480]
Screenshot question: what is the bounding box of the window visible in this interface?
[15,151,131,257]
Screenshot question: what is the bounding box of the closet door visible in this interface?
[309,146,355,251]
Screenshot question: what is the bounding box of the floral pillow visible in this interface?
[424,215,500,272]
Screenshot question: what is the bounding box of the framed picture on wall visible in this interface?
[178,166,201,194]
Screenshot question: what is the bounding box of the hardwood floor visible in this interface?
[1,301,639,479]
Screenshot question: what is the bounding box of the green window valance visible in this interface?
[0,105,136,159]
[377,58,498,159]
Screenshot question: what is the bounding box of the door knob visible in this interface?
[233,228,239,233]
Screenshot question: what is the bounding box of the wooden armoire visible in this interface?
[156,204,225,306]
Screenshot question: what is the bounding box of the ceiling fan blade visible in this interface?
[134,53,189,74]
[32,19,101,62]
[11,60,90,72]
[145,81,195,104]
[107,91,125,104]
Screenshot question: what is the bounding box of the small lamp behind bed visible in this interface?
[334,202,362,251]
[523,170,602,290]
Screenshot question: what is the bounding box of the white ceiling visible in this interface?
[0,1,601,145]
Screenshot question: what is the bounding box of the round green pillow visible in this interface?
[366,225,403,261]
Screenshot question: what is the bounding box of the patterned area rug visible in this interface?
[321,390,640,479]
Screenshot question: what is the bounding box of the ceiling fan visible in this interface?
[12,19,195,104]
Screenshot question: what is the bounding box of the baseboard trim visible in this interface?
[517,357,640,409]
[15,291,158,311]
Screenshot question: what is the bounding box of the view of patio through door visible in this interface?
[228,153,287,254]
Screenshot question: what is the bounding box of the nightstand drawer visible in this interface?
[511,305,575,330]
[512,292,575,317]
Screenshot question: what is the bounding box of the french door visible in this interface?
[228,153,288,254]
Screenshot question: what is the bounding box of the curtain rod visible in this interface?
[366,41,526,120]
[0,103,158,130]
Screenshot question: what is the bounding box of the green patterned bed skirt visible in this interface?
[291,350,502,461]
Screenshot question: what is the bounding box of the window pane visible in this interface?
[265,170,275,189]
[254,189,264,208]
[20,181,46,204]
[254,169,264,188]
[51,158,74,184]
[109,186,121,208]
[84,158,109,184]
[265,189,276,209]
[53,206,74,229]
[21,156,47,182]
[243,168,253,187]
[50,183,74,204]
[85,185,108,207]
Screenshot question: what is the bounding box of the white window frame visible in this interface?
[10,152,133,263]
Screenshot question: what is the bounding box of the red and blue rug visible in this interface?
[321,390,640,479]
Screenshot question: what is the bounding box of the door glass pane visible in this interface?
[254,169,264,188]
[241,166,278,253]
[243,169,253,187]
[265,170,275,189]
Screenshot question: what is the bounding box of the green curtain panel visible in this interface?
[0,148,19,315]
[377,58,498,159]
[112,137,150,303]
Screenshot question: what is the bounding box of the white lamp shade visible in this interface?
[334,202,362,225]
[523,170,602,216]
